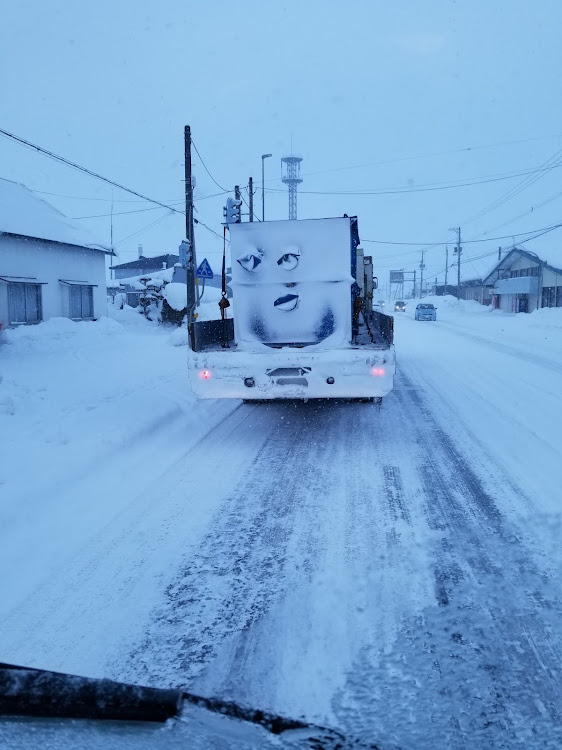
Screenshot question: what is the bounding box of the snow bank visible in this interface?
[1,315,125,353]
[0,309,237,621]
[407,294,489,316]
[163,282,188,311]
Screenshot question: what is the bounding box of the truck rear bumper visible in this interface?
[188,347,395,400]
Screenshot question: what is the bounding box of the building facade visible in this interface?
[0,178,111,329]
[483,248,562,314]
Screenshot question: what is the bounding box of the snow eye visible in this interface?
[277,252,300,271]
[237,252,263,271]
[274,293,299,311]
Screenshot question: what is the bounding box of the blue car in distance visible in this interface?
[415,303,437,321]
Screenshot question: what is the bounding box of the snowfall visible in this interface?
[1,295,561,749]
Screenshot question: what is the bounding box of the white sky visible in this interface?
[2,0,562,293]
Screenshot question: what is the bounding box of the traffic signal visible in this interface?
[225,197,242,224]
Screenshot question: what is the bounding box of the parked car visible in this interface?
[415,303,437,321]
[394,301,406,312]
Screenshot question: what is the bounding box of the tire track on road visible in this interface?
[335,373,562,749]
[121,402,348,699]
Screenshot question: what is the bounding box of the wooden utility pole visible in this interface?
[184,125,198,317]
[249,177,254,221]
[444,245,448,289]
[419,250,425,298]
[456,227,462,297]
[450,226,462,298]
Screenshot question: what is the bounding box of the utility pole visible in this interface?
[248,177,254,221]
[456,227,461,298]
[110,193,114,280]
[419,250,425,298]
[261,153,272,221]
[413,269,417,298]
[450,227,462,298]
[444,245,448,289]
[184,125,198,321]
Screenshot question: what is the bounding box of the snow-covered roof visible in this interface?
[0,177,112,253]
[111,253,178,270]
[482,246,562,284]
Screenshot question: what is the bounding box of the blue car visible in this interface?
[415,303,437,321]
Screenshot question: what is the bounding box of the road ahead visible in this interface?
[2,310,561,749]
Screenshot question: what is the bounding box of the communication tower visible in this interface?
[281,155,303,220]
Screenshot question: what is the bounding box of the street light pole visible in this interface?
[261,153,272,221]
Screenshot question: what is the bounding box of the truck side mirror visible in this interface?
[373,276,378,290]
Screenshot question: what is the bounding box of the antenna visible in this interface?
[281,154,303,220]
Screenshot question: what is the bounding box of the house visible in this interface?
[110,248,179,280]
[482,247,562,313]
[0,178,112,329]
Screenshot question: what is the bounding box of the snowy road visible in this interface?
[1,307,562,749]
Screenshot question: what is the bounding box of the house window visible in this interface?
[69,285,94,320]
[7,282,42,324]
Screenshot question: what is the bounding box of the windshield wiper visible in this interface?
[0,663,380,748]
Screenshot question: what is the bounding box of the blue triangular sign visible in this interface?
[196,258,214,279]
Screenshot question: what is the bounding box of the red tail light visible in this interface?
[371,367,385,377]
[199,370,211,380]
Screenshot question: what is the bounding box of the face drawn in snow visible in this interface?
[277,246,301,271]
[274,293,299,312]
[237,249,264,272]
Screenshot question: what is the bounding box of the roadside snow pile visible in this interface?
[2,315,124,353]
[525,306,562,329]
[163,282,188,311]
[409,295,488,316]
[168,326,189,346]
[0,309,238,633]
[0,311,190,503]
[401,294,562,358]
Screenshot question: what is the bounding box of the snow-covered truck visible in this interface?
[188,215,395,401]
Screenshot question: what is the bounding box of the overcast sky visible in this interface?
[2,0,562,292]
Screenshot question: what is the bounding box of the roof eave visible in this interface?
[0,231,114,255]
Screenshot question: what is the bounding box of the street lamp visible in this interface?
[261,154,272,221]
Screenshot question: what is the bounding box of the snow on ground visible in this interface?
[1,299,562,749]
[0,306,237,624]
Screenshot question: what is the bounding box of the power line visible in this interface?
[113,210,176,246]
[262,163,562,196]
[191,140,229,192]
[194,216,230,243]
[423,222,562,281]
[0,127,231,244]
[362,221,562,247]
[457,148,562,226]
[72,202,185,219]
[295,133,562,181]
[0,127,185,215]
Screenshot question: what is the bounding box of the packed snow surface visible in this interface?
[1,298,561,749]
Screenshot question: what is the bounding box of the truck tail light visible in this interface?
[371,367,385,377]
[199,370,211,380]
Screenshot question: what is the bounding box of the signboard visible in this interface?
[390,270,404,283]
[196,258,214,279]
